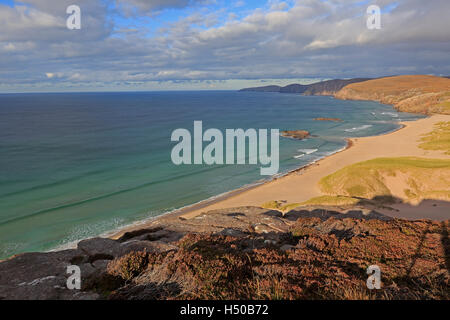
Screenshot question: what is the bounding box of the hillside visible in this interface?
[280,83,309,93]
[335,75,450,114]
[239,85,281,92]
[0,206,448,300]
[240,78,372,96]
[304,78,372,96]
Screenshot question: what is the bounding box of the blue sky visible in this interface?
[0,0,449,92]
[109,1,293,38]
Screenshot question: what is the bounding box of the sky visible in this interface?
[0,0,449,92]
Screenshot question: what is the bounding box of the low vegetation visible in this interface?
[299,195,360,206]
[106,218,449,300]
[419,121,450,155]
[261,200,301,213]
[107,250,149,281]
[3,205,448,300]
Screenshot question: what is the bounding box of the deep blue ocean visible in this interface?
[0,91,424,259]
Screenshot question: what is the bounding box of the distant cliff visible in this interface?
[239,85,281,92]
[240,78,372,96]
[280,84,309,94]
[304,78,372,96]
[241,75,450,115]
[335,75,450,114]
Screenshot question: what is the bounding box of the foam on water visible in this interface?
[298,149,318,155]
[381,112,399,117]
[344,124,373,132]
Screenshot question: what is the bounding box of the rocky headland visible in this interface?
[240,75,450,115]
[0,206,448,300]
[335,75,450,114]
[240,78,372,95]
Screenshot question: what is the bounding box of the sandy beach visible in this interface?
[111,114,450,239]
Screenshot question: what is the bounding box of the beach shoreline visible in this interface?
[107,138,356,239]
[109,113,450,240]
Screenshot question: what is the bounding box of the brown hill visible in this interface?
[335,75,450,114]
[280,83,309,93]
[303,78,372,96]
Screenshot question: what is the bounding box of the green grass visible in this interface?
[318,157,450,201]
[419,121,450,155]
[299,195,360,206]
[261,201,301,213]
[261,200,283,210]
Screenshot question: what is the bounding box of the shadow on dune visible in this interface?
[324,195,450,274]
[326,195,450,222]
[286,195,450,280]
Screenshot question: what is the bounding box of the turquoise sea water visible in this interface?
[0,91,424,259]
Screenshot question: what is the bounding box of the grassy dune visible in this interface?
[262,196,361,212]
[299,195,360,206]
[318,157,450,203]
[419,121,450,155]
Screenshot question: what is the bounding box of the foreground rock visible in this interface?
[0,206,448,300]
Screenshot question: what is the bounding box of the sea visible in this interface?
[0,91,425,259]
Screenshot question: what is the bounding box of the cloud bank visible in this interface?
[0,0,449,91]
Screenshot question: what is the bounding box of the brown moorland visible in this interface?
[1,206,448,300]
[335,75,450,114]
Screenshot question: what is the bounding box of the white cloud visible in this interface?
[0,0,449,92]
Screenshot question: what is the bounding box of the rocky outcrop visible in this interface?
[314,117,343,122]
[111,215,449,300]
[281,130,310,140]
[0,205,448,300]
[0,231,179,300]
